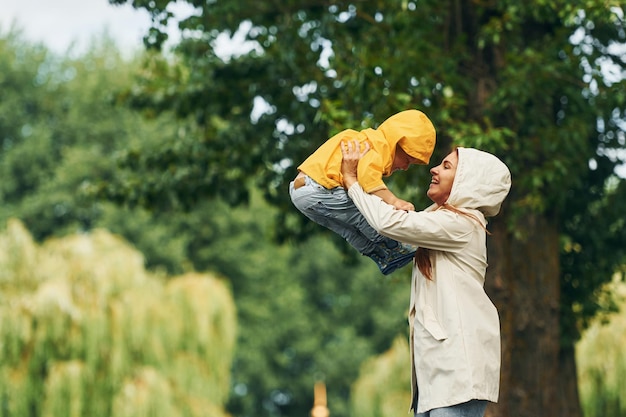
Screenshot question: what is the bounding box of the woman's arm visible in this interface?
[372,188,415,211]
[340,139,473,250]
[347,186,473,251]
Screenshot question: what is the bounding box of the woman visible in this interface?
[340,140,511,417]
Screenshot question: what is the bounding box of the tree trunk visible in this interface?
[558,345,583,417]
[452,1,586,414]
[485,211,562,417]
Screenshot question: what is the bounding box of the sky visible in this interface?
[0,0,252,58]
[0,0,182,55]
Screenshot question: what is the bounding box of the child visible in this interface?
[289,109,436,275]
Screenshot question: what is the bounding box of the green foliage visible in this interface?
[560,177,626,345]
[0,219,236,417]
[189,193,410,417]
[0,30,415,417]
[0,28,191,270]
[351,337,411,417]
[121,0,626,412]
[108,0,626,349]
[4,1,626,415]
[576,275,626,417]
[106,0,625,214]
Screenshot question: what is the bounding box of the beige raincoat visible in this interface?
[347,147,511,413]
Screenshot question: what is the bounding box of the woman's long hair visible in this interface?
[415,203,490,280]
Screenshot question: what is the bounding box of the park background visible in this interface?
[1,1,625,417]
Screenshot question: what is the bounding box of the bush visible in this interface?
[0,219,236,417]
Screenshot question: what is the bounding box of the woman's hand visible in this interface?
[340,139,370,189]
[393,198,415,212]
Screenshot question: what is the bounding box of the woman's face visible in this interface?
[427,151,458,205]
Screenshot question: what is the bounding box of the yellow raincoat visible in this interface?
[297,109,436,193]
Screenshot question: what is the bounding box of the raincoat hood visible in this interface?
[447,148,511,217]
[377,109,436,165]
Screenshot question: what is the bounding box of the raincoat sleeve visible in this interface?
[347,183,474,251]
[356,150,387,193]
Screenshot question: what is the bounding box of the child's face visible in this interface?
[391,146,419,173]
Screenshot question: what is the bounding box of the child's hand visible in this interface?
[393,199,415,212]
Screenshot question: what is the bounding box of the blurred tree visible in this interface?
[0,30,416,417]
[351,337,411,417]
[184,192,411,417]
[104,1,626,416]
[0,219,236,417]
[0,29,192,270]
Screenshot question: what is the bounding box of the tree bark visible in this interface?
[483,214,511,417]
[485,212,562,417]
[558,345,583,417]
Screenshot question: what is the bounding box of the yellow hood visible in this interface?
[377,109,436,165]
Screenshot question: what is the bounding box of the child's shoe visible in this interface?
[368,243,416,275]
[380,250,416,275]
[367,249,391,274]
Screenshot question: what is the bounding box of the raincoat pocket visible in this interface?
[423,304,448,341]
